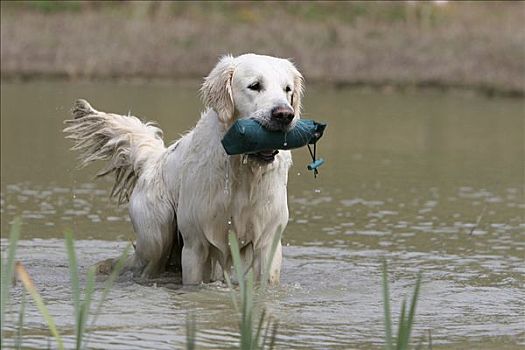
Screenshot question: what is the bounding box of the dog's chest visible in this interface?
[228,162,288,246]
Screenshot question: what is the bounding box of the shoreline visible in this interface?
[2,73,522,98]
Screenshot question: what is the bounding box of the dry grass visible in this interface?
[1,1,524,95]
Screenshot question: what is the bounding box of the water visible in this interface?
[1,81,524,349]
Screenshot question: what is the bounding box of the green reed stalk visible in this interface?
[186,313,196,350]
[1,218,22,349]
[15,292,26,350]
[65,230,131,350]
[224,232,279,350]
[382,260,393,350]
[381,260,422,350]
[5,224,129,350]
[16,262,65,349]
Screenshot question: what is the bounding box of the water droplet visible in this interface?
[314,188,321,193]
[283,142,288,146]
[224,165,230,195]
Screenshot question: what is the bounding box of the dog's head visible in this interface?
[201,53,304,131]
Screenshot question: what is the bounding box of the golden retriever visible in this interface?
[64,53,304,285]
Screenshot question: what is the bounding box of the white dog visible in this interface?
[64,53,304,285]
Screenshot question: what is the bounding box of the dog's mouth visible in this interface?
[248,150,279,163]
[259,119,295,132]
[250,115,296,133]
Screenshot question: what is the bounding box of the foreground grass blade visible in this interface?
[64,230,82,348]
[396,299,407,350]
[261,316,271,349]
[224,271,239,312]
[382,260,393,350]
[84,244,131,349]
[228,233,245,291]
[89,244,131,327]
[228,232,255,349]
[15,262,64,350]
[405,273,422,346]
[268,320,279,350]
[186,313,196,350]
[241,271,254,349]
[228,232,284,349]
[15,292,26,350]
[79,267,96,347]
[382,260,423,350]
[226,231,282,349]
[1,217,21,348]
[254,308,267,346]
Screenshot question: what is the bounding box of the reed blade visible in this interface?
[1,217,21,348]
[16,262,64,350]
[382,260,393,350]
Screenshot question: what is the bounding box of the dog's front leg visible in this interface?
[267,240,283,284]
[255,239,283,285]
[181,240,211,285]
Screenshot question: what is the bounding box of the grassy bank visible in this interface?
[1,1,524,96]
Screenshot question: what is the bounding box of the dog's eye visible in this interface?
[285,86,292,93]
[248,82,262,92]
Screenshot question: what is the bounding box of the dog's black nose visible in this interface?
[271,106,294,124]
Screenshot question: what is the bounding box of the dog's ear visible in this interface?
[287,60,304,117]
[201,55,236,124]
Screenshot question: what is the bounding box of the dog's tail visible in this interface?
[64,99,166,204]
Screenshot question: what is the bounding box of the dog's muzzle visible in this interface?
[271,105,294,125]
[264,105,295,131]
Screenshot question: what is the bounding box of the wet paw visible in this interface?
[94,258,115,275]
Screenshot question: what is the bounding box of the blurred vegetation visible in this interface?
[0,0,489,28]
[0,1,451,24]
[1,1,523,95]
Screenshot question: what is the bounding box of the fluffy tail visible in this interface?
[64,99,166,204]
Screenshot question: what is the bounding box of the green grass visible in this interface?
[1,219,130,350]
[14,291,26,350]
[382,260,423,350]
[186,236,425,349]
[0,1,443,25]
[225,232,280,349]
[16,260,64,349]
[1,217,22,349]
[64,230,131,349]
[187,231,281,349]
[2,0,83,13]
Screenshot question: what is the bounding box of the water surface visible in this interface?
[1,81,524,349]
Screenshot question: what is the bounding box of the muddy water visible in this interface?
[1,81,524,349]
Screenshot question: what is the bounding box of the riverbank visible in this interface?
[1,1,524,96]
